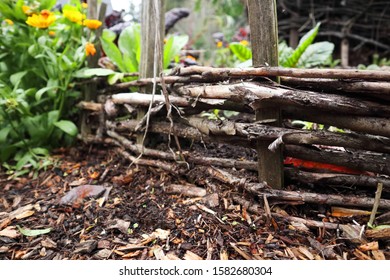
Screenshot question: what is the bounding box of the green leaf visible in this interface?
[17,225,52,237]
[0,126,11,143]
[31,147,49,157]
[73,68,117,78]
[108,73,125,85]
[118,24,141,72]
[54,120,78,136]
[163,35,189,69]
[15,152,34,170]
[39,0,57,10]
[10,71,28,87]
[278,41,294,66]
[229,42,252,62]
[284,23,321,68]
[297,42,335,68]
[35,86,60,101]
[101,30,126,72]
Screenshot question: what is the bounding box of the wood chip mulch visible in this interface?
[0,142,389,260]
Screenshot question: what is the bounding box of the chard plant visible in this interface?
[0,0,102,176]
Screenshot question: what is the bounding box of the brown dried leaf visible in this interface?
[15,210,35,220]
[0,226,19,238]
[8,204,33,220]
[73,240,97,254]
[107,219,130,234]
[112,172,134,185]
[94,249,112,259]
[59,185,105,205]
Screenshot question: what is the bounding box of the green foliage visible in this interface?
[0,2,100,174]
[358,54,390,70]
[163,34,189,69]
[225,23,335,69]
[283,23,321,67]
[229,42,252,62]
[100,23,189,76]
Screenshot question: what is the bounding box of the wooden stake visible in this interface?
[138,0,165,144]
[247,0,283,188]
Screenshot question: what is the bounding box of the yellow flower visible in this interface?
[216,41,223,48]
[26,10,56,29]
[240,40,249,46]
[48,31,55,36]
[85,42,96,56]
[22,5,33,15]
[63,9,85,24]
[83,19,102,30]
[81,3,88,9]
[4,19,14,25]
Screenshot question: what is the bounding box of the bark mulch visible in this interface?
[0,141,389,260]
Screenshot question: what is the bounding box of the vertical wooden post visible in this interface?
[138,0,165,144]
[247,0,284,188]
[289,0,301,49]
[341,38,349,68]
[81,0,106,137]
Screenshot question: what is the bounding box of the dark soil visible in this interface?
[0,141,389,260]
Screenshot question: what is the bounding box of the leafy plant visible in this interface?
[99,23,189,79]
[228,23,335,68]
[358,54,390,70]
[0,0,101,175]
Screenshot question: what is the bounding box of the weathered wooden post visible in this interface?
[247,0,284,188]
[81,0,106,137]
[138,0,165,144]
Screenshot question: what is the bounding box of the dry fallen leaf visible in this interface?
[59,185,105,205]
[107,219,130,234]
[15,210,35,220]
[0,226,20,238]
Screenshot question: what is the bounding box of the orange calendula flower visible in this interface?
[83,19,102,30]
[85,42,96,56]
[4,19,14,25]
[186,55,196,61]
[63,9,85,24]
[26,10,56,29]
[48,30,55,36]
